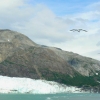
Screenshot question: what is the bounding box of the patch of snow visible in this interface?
[0,75,85,94]
[96,73,98,75]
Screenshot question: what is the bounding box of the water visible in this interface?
[0,93,100,100]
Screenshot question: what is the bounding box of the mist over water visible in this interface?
[0,93,100,100]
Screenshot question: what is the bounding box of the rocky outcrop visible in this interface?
[0,29,38,62]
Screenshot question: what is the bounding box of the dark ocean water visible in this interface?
[0,93,100,100]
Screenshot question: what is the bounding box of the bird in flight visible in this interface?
[70,29,87,32]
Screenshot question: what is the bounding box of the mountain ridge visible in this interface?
[0,29,100,87]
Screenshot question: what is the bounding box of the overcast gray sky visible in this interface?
[0,0,100,60]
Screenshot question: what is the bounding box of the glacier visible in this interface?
[0,75,85,94]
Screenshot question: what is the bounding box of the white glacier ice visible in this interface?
[0,75,84,94]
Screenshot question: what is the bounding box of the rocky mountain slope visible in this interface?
[0,29,100,87]
[48,47,100,76]
[0,29,38,62]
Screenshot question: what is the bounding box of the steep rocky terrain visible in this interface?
[0,29,38,62]
[48,47,100,76]
[0,29,100,87]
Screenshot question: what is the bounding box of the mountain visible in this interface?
[0,29,100,88]
[0,29,37,62]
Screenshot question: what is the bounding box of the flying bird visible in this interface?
[79,29,87,32]
[70,29,77,32]
[70,29,87,32]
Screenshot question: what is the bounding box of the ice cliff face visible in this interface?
[0,75,83,94]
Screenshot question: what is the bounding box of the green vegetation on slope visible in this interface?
[39,68,99,87]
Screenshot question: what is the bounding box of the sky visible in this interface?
[0,0,100,60]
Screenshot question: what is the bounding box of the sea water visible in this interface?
[0,93,100,100]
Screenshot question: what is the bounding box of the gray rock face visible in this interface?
[48,47,100,76]
[0,29,38,62]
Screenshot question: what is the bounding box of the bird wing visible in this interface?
[83,30,87,32]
